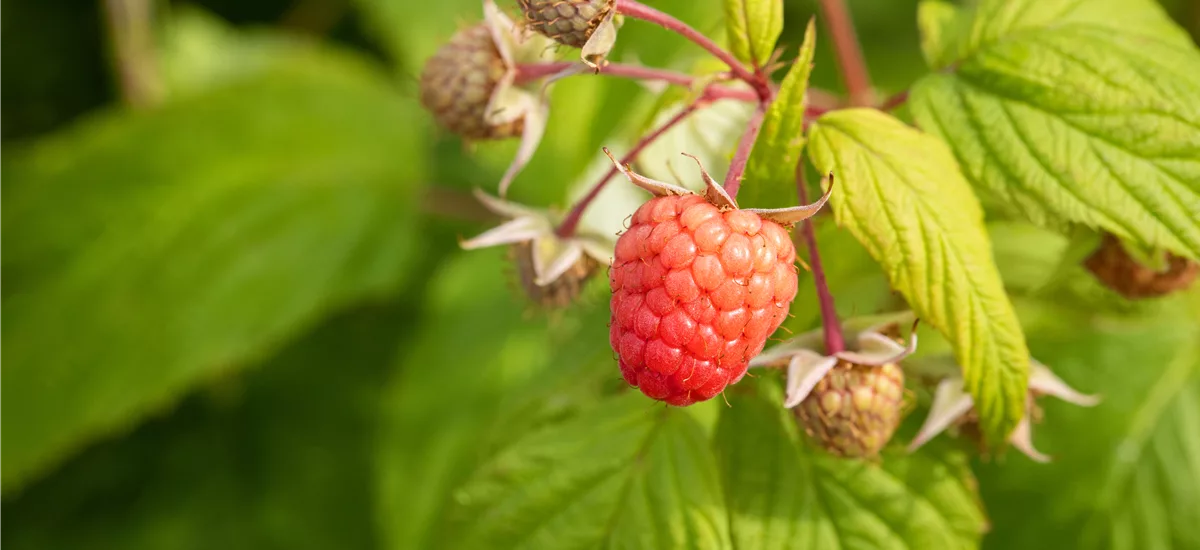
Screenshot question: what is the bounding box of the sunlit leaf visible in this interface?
[911,0,1200,260]
[723,0,783,68]
[808,108,1030,444]
[739,18,815,209]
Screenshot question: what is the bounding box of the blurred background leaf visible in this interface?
[976,293,1200,550]
[1,52,427,492]
[2,299,419,550]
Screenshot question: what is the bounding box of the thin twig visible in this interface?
[615,0,771,100]
[515,62,840,116]
[103,0,162,107]
[514,62,757,102]
[721,102,768,198]
[818,0,872,106]
[796,162,844,354]
[557,101,707,238]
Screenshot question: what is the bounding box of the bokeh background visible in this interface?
[3,0,1200,548]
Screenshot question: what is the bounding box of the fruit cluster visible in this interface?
[422,0,1183,460]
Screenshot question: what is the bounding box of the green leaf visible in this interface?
[807,108,1030,444]
[1,62,425,493]
[723,0,783,68]
[2,301,415,550]
[978,295,1200,549]
[739,18,815,209]
[374,248,590,550]
[442,392,731,549]
[716,378,986,549]
[916,0,966,69]
[157,6,358,97]
[910,0,1200,260]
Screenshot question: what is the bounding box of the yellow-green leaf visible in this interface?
[723,0,782,68]
[739,18,815,209]
[808,108,1030,444]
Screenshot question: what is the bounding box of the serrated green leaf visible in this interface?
[910,0,1200,261]
[2,301,414,550]
[978,296,1200,549]
[807,108,1030,444]
[443,393,731,550]
[373,248,598,550]
[739,18,815,209]
[723,0,783,68]
[716,377,986,549]
[1,63,425,494]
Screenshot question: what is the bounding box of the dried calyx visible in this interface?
[517,0,620,68]
[751,312,919,458]
[1084,232,1198,299]
[460,189,612,309]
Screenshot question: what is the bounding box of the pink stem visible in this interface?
[516,62,839,117]
[556,102,705,238]
[514,62,759,102]
[795,162,844,354]
[721,102,767,198]
[615,0,771,100]
[818,0,872,106]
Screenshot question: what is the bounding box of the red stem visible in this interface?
[878,89,909,111]
[818,0,872,106]
[514,62,759,102]
[721,102,767,198]
[795,163,844,354]
[556,102,705,238]
[615,0,771,100]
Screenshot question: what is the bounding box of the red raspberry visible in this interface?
[610,194,799,406]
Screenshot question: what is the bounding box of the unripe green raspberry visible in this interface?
[419,24,524,140]
[797,361,905,458]
[510,241,598,309]
[517,0,615,48]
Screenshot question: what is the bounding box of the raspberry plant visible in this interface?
[2,0,1199,549]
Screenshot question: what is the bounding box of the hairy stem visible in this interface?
[795,163,844,354]
[721,102,767,198]
[556,102,705,238]
[818,0,872,106]
[615,0,771,100]
[514,62,837,116]
[514,62,758,102]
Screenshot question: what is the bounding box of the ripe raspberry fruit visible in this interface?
[1084,232,1198,299]
[517,0,615,48]
[419,24,524,140]
[796,361,905,458]
[603,148,830,406]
